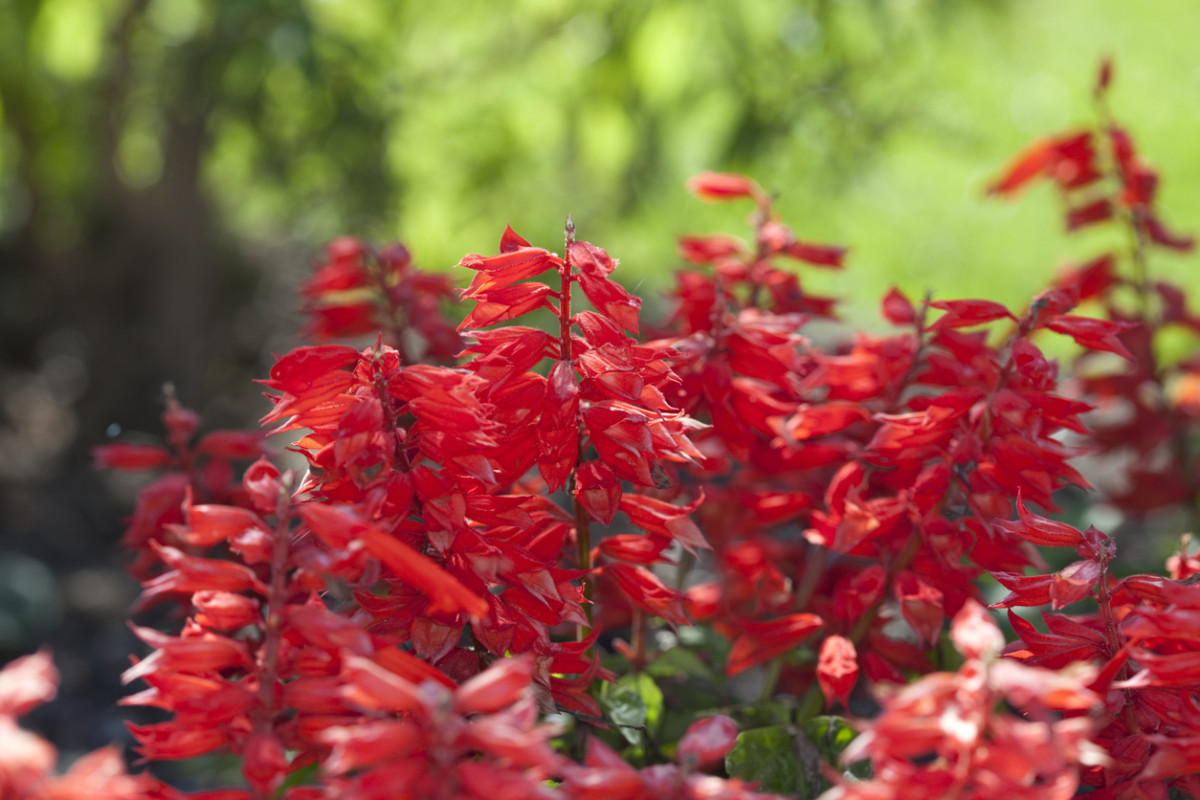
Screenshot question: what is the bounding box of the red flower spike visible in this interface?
[676,714,739,770]
[1065,197,1114,230]
[458,281,557,331]
[990,571,1055,609]
[1144,214,1196,251]
[122,625,252,685]
[138,542,269,605]
[1053,254,1117,301]
[568,239,618,277]
[834,565,886,622]
[816,635,858,710]
[180,502,270,548]
[298,504,489,618]
[242,457,283,515]
[126,721,228,761]
[318,720,421,776]
[536,360,580,492]
[780,401,869,442]
[595,534,672,565]
[499,224,533,252]
[459,245,561,299]
[263,344,360,396]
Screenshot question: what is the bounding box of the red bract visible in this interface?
[686,171,766,204]
[817,635,859,710]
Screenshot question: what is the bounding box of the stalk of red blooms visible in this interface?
[658,171,1123,715]
[988,58,1200,521]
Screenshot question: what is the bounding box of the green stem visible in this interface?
[256,489,292,744]
[760,655,785,703]
[561,217,594,639]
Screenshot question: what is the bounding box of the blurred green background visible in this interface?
[1,0,1198,761]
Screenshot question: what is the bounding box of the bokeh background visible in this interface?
[1,0,1198,765]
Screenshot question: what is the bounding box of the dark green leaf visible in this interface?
[599,672,661,745]
[725,726,809,797]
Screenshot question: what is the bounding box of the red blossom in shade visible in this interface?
[0,650,154,799]
[318,656,568,799]
[301,238,462,361]
[821,601,1104,800]
[676,715,740,771]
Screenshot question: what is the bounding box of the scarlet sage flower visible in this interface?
[1,650,153,798]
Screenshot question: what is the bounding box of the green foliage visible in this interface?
[803,715,870,780]
[13,0,1200,316]
[725,726,811,797]
[597,671,663,747]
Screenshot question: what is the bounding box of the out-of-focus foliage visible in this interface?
[0,0,995,275]
[4,0,1198,325]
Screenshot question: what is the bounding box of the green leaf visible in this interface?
[725,726,809,797]
[647,645,719,683]
[802,715,856,756]
[632,673,664,734]
[742,699,794,728]
[677,622,732,665]
[277,762,319,795]
[802,716,870,781]
[599,672,662,745]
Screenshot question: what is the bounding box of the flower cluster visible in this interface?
[988,59,1199,518]
[821,601,1105,800]
[53,57,1200,799]
[0,650,154,799]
